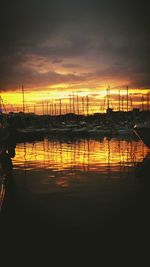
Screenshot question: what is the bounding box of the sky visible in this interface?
[1,0,150,113]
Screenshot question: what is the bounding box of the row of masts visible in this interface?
[22,86,150,115]
[40,95,90,116]
[107,85,130,112]
[1,86,150,115]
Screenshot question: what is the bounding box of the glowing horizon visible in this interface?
[1,83,150,115]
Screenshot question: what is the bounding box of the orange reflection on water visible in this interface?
[12,137,149,190]
[13,137,149,171]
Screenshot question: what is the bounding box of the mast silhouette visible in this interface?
[141,94,144,111]
[126,86,129,112]
[147,92,149,111]
[107,85,110,111]
[76,95,79,115]
[118,89,120,111]
[22,85,25,113]
[59,99,62,115]
[82,97,84,115]
[86,95,89,116]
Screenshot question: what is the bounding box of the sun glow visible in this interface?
[1,84,150,114]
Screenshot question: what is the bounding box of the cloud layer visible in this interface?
[1,0,150,91]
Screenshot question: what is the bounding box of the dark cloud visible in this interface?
[62,63,81,68]
[52,58,63,64]
[0,68,93,90]
[1,0,150,90]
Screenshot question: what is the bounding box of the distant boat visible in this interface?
[87,125,112,135]
[115,125,134,136]
[16,127,45,143]
[134,121,150,148]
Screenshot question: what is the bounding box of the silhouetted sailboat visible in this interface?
[134,121,150,148]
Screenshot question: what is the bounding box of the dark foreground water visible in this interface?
[1,136,150,264]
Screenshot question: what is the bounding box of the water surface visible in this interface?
[10,136,149,229]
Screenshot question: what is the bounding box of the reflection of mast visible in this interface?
[23,143,27,188]
[87,139,90,171]
[118,139,122,179]
[107,139,111,179]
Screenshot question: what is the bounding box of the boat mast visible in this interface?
[141,94,144,111]
[0,95,2,112]
[86,95,89,116]
[107,85,110,111]
[126,86,129,112]
[76,95,79,115]
[130,98,133,110]
[69,94,72,113]
[0,95,6,113]
[147,92,149,111]
[26,103,29,113]
[34,104,36,114]
[66,103,68,114]
[121,95,124,111]
[59,99,62,116]
[42,100,44,115]
[118,89,120,111]
[22,85,25,113]
[82,97,84,115]
[72,92,75,114]
[46,101,49,115]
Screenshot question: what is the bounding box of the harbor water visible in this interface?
[1,135,150,262]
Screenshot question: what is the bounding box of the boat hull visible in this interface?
[134,128,150,148]
[16,129,44,143]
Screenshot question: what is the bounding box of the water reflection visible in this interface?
[12,136,149,193]
[1,137,150,258]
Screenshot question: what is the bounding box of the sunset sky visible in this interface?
[1,0,150,113]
